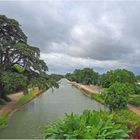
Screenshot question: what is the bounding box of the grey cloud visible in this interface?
[0,1,140,74]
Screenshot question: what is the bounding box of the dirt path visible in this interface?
[0,92,23,115]
[127,104,140,116]
[77,83,101,94]
[69,81,100,94]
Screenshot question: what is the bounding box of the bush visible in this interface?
[45,110,129,139]
[102,82,129,111]
[1,72,28,94]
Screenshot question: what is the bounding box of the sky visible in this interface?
[0,0,140,74]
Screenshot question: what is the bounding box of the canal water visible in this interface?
[0,79,107,139]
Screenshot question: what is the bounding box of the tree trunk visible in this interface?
[0,83,11,102]
[0,83,5,99]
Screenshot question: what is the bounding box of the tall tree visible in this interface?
[0,15,48,100]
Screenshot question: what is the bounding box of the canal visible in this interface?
[0,79,107,139]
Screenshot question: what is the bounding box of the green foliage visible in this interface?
[114,109,140,128]
[128,94,140,107]
[13,43,48,73]
[45,110,129,139]
[0,115,8,129]
[91,94,105,105]
[102,82,129,111]
[100,69,136,88]
[135,85,140,94]
[1,71,28,94]
[0,15,27,46]
[46,78,59,89]
[136,75,140,82]
[49,74,64,81]
[0,15,48,100]
[13,64,25,73]
[66,68,99,85]
[31,76,48,90]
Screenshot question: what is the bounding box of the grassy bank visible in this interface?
[0,115,8,129]
[91,93,105,105]
[114,108,140,126]
[16,87,41,106]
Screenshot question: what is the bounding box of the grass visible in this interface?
[114,108,140,129]
[91,93,105,105]
[0,115,8,129]
[128,94,140,107]
[16,87,40,106]
[90,91,140,128]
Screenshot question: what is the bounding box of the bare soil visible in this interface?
[0,92,23,115]
[69,81,100,94]
[128,104,140,116]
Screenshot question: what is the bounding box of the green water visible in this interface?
[0,79,107,139]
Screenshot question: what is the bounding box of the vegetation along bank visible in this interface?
[65,68,140,138]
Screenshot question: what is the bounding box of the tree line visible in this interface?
[66,68,137,87]
[65,68,99,85]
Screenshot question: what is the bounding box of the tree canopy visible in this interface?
[0,15,49,101]
[65,68,99,85]
[99,69,136,88]
[102,82,129,111]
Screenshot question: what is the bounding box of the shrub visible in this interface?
[1,72,28,94]
[114,108,140,138]
[102,82,129,111]
[0,115,8,129]
[45,110,129,139]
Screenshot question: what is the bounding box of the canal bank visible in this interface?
[0,79,106,139]
[0,88,45,117]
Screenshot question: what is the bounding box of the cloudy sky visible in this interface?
[0,0,140,74]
